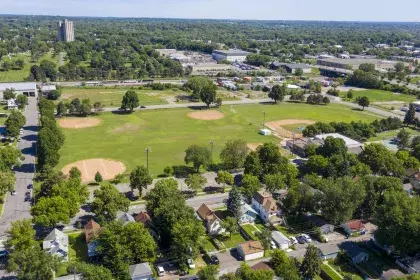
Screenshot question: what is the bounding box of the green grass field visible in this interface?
[321,263,342,280]
[341,89,416,103]
[368,127,420,141]
[241,224,260,240]
[60,87,170,107]
[217,233,246,249]
[57,103,380,177]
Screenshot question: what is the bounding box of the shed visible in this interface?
[237,240,264,261]
[271,231,290,250]
[129,262,153,280]
[259,129,272,136]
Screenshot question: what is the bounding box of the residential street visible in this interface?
[0,98,38,238]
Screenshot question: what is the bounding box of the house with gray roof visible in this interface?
[318,244,340,260]
[0,82,37,99]
[129,262,154,280]
[271,231,290,250]
[43,229,69,262]
[119,212,136,225]
[339,242,369,264]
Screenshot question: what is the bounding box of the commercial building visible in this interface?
[270,62,312,74]
[57,19,75,42]
[315,133,364,154]
[0,82,37,100]
[317,57,405,72]
[212,49,250,62]
[191,64,235,76]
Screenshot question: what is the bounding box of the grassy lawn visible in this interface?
[281,123,309,133]
[201,235,218,252]
[328,260,363,280]
[58,103,380,177]
[217,233,246,249]
[274,225,296,237]
[356,251,401,279]
[68,232,88,262]
[321,263,342,280]
[341,89,416,103]
[241,224,260,240]
[59,87,170,107]
[368,127,420,141]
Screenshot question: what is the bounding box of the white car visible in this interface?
[302,234,312,243]
[156,266,165,277]
[401,107,409,112]
[270,241,277,249]
[187,258,195,269]
[19,131,23,135]
[290,236,298,245]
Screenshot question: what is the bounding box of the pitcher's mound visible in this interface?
[59,117,102,129]
[62,158,126,183]
[265,119,315,138]
[187,110,225,120]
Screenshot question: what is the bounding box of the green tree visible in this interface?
[356,96,370,110]
[300,244,322,279]
[184,145,212,172]
[397,129,410,149]
[200,82,218,108]
[258,142,289,175]
[271,249,300,280]
[236,263,274,280]
[3,88,16,100]
[5,219,37,253]
[215,170,234,192]
[185,77,216,102]
[283,183,316,217]
[31,196,72,228]
[240,174,261,200]
[294,68,304,76]
[220,139,249,170]
[185,173,207,194]
[163,166,174,176]
[0,146,21,172]
[263,173,286,193]
[221,216,239,237]
[346,90,354,99]
[16,94,28,109]
[69,166,82,182]
[145,178,181,217]
[95,171,103,183]
[91,183,130,222]
[121,90,139,111]
[227,186,242,218]
[244,151,262,177]
[359,143,405,177]
[396,150,420,169]
[316,136,348,157]
[5,110,26,138]
[256,228,272,251]
[198,265,219,280]
[129,165,153,197]
[268,84,286,103]
[0,171,15,195]
[404,104,416,126]
[67,262,113,280]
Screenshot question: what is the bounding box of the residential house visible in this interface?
[84,220,102,257]
[285,137,323,158]
[341,220,366,236]
[396,256,420,274]
[271,231,290,250]
[41,85,56,95]
[237,240,264,261]
[251,261,273,272]
[403,183,414,197]
[129,262,154,280]
[196,203,225,236]
[340,242,369,264]
[318,244,340,260]
[238,202,258,224]
[251,191,280,224]
[135,211,152,227]
[7,99,18,110]
[408,171,420,191]
[380,269,406,280]
[43,229,69,262]
[119,212,135,225]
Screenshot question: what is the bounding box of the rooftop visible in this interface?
[319,244,340,256]
[315,133,363,148]
[317,57,399,66]
[84,220,101,244]
[251,261,273,271]
[135,211,151,225]
[271,231,289,245]
[0,82,36,91]
[213,49,250,56]
[381,269,406,280]
[340,242,367,259]
[129,262,153,279]
[238,240,264,255]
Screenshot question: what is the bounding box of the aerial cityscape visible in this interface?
[0,2,419,280]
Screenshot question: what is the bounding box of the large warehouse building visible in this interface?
[212,49,250,62]
[0,82,37,100]
[317,57,406,72]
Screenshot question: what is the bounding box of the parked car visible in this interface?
[210,255,219,265]
[297,235,306,244]
[290,236,298,245]
[11,190,16,196]
[25,194,31,202]
[140,106,146,108]
[27,184,33,189]
[401,106,409,112]
[301,234,312,243]
[156,266,165,277]
[187,258,195,269]
[270,240,277,249]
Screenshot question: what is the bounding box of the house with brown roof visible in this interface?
[135,211,151,227]
[84,220,102,257]
[341,220,366,236]
[251,191,280,224]
[380,269,406,280]
[196,203,225,236]
[237,240,264,261]
[408,170,420,191]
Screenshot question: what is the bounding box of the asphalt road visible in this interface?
[0,98,38,238]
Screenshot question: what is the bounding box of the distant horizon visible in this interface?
[1,0,420,22]
[1,13,419,24]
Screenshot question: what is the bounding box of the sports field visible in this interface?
[57,103,380,177]
[341,89,416,103]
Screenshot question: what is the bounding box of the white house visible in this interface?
[43,229,69,262]
[238,202,258,224]
[212,49,250,62]
[196,203,225,236]
[0,82,37,100]
[271,231,290,250]
[7,99,18,110]
[237,240,264,261]
[251,191,280,224]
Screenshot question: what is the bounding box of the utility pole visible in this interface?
[209,140,215,160]
[145,147,151,170]
[262,111,266,129]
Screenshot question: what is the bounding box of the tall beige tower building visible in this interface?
[57,19,75,42]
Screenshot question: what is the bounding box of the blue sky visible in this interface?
[2,0,420,22]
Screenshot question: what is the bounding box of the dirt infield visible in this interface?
[247,143,263,152]
[265,119,315,138]
[187,110,225,120]
[59,117,102,129]
[62,159,126,183]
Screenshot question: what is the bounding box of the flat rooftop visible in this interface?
[0,82,36,91]
[317,57,398,66]
[315,133,363,148]
[213,49,250,56]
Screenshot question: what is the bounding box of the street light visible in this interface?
[145,147,152,170]
[262,111,266,129]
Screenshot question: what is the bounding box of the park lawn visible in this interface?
[59,87,170,107]
[58,103,380,177]
[341,89,416,103]
[281,123,310,133]
[241,224,260,240]
[328,260,363,280]
[368,127,420,141]
[218,233,246,249]
[321,263,342,280]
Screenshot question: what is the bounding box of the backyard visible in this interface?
[57,103,381,177]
